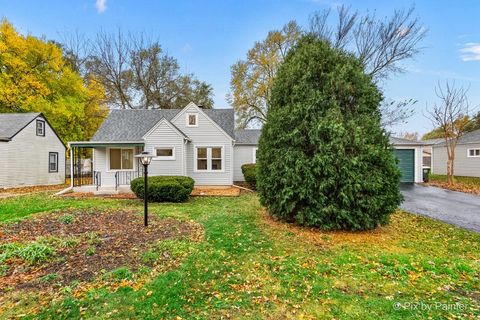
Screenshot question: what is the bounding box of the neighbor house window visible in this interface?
[154,147,175,160]
[252,148,258,163]
[195,147,223,171]
[109,148,134,170]
[36,119,45,136]
[49,152,58,172]
[186,113,198,127]
[468,148,480,157]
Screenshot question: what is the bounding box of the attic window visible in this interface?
[186,113,198,127]
[36,119,45,136]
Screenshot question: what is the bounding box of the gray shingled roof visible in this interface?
[234,129,261,144]
[389,136,424,145]
[0,113,41,141]
[422,138,444,145]
[92,108,235,141]
[433,128,480,146]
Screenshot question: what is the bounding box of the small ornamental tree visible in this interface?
[257,36,402,231]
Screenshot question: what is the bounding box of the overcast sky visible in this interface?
[2,0,480,136]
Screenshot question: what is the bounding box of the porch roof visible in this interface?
[68,141,145,148]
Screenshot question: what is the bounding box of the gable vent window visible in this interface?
[186,113,198,127]
[36,119,45,136]
[49,152,58,173]
[468,149,480,157]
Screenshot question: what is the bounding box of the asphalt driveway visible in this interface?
[400,184,480,233]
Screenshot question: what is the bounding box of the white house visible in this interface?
[68,102,424,192]
[0,113,66,188]
[431,129,480,177]
[68,102,259,191]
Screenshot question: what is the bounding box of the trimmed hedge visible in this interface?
[131,176,194,202]
[241,163,257,188]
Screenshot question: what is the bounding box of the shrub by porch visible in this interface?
[131,176,194,202]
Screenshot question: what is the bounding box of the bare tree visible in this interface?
[426,81,471,185]
[61,29,214,109]
[310,6,426,127]
[58,30,92,75]
[310,6,426,80]
[88,29,134,109]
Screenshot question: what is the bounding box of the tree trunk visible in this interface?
[447,159,453,185]
[447,153,455,186]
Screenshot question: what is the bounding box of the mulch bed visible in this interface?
[426,181,480,196]
[0,209,202,292]
[191,187,241,197]
[61,187,242,198]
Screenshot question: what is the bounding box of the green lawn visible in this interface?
[1,193,479,319]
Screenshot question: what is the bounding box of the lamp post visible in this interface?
[135,151,153,226]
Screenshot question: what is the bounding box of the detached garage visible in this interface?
[390,137,424,183]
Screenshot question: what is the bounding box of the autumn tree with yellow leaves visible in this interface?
[0,19,107,143]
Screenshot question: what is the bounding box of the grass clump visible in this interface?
[59,213,75,224]
[0,242,55,265]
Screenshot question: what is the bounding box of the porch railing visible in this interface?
[115,170,143,190]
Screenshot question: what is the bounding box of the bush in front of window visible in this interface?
[257,36,402,231]
[131,176,195,202]
[241,163,257,189]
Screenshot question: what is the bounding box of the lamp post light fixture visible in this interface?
[135,151,154,227]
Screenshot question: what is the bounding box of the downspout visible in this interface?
[183,138,188,176]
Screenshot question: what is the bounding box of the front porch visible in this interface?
[68,141,145,192]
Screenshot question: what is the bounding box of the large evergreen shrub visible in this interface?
[131,176,194,202]
[257,36,402,231]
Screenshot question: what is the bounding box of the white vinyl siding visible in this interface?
[0,116,65,187]
[432,143,480,177]
[233,145,258,181]
[144,120,184,176]
[172,104,233,185]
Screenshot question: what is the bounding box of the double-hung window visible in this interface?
[49,152,58,172]
[109,148,134,170]
[468,148,480,157]
[195,147,223,171]
[36,119,45,136]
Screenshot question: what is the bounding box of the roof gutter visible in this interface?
[68,141,145,148]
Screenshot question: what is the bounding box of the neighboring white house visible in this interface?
[0,113,66,188]
[68,102,424,191]
[431,129,480,177]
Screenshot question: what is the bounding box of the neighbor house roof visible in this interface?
[92,108,235,142]
[389,137,424,146]
[0,113,41,141]
[432,129,480,147]
[422,138,444,145]
[234,129,261,144]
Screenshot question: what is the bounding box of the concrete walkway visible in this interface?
[400,184,480,233]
